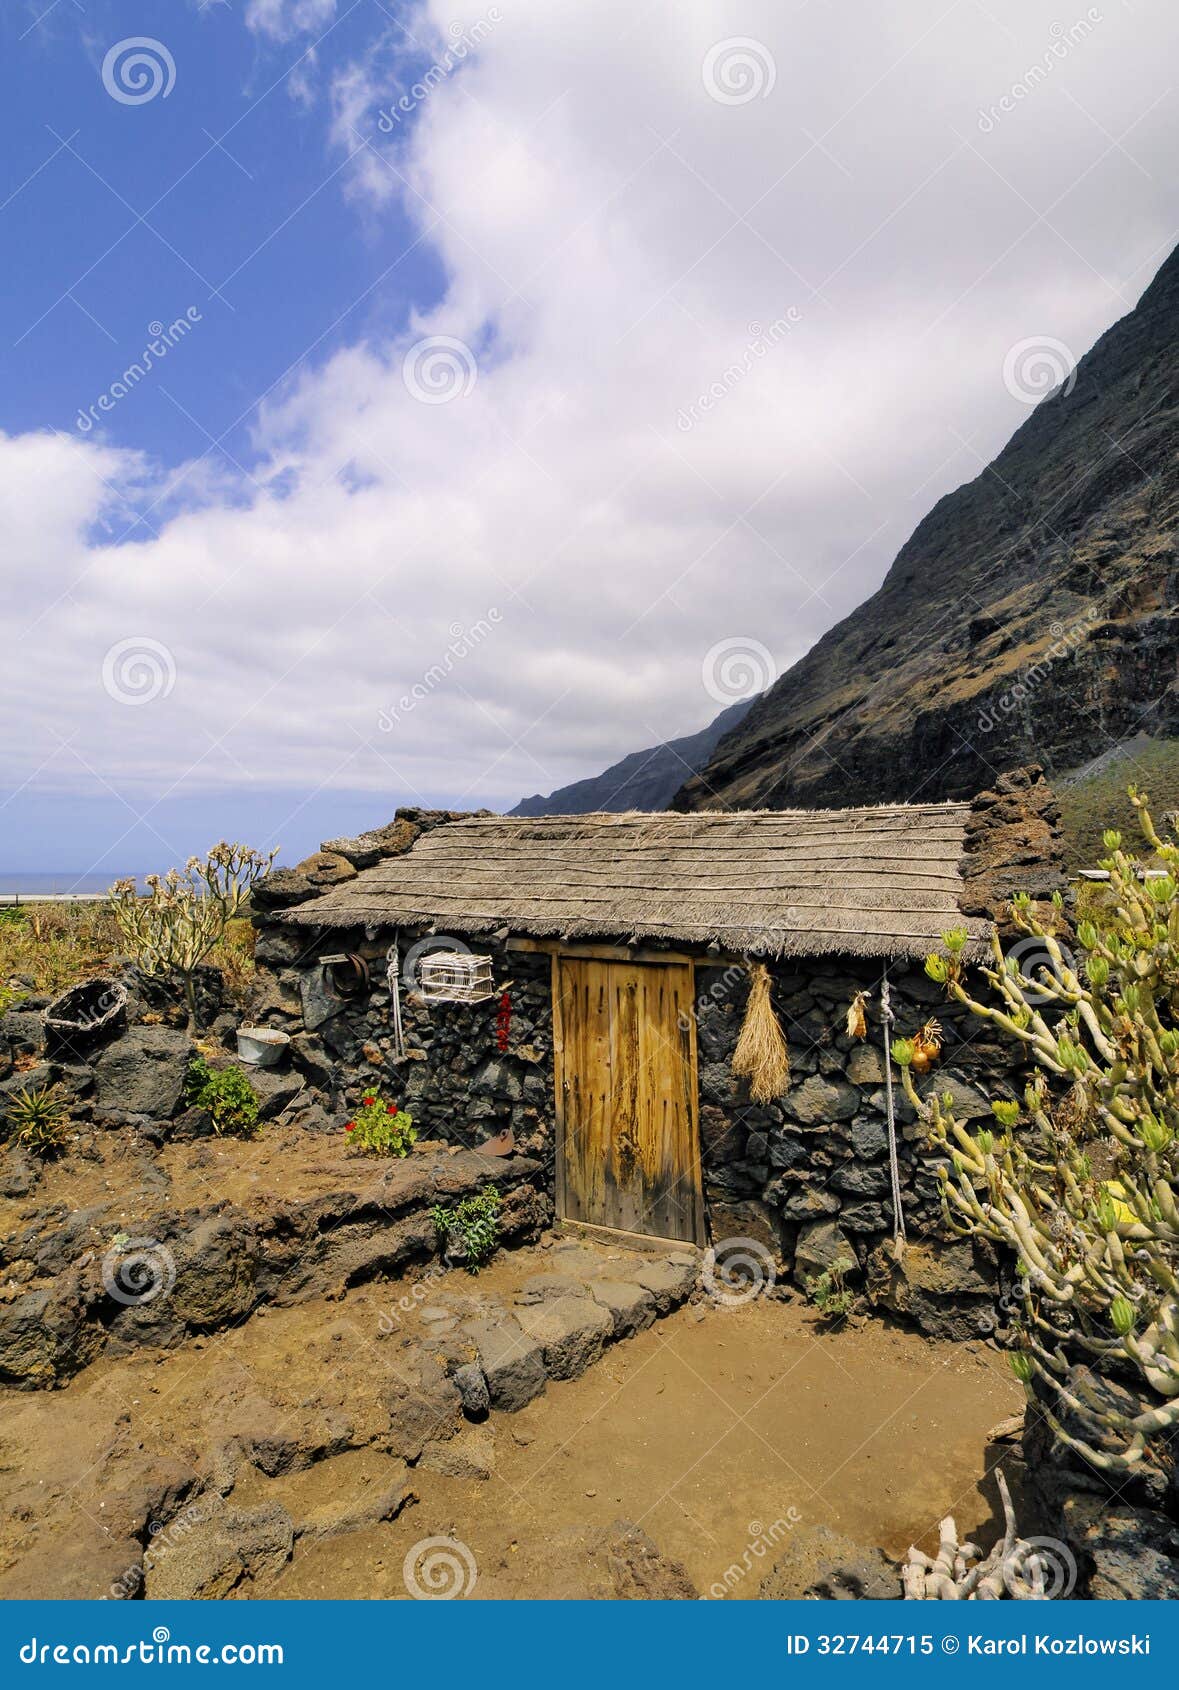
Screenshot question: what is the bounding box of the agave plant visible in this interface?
[895,790,1179,1475]
[5,1080,70,1154]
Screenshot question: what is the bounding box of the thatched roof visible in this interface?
[283,805,990,961]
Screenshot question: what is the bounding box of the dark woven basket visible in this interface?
[44,976,128,1045]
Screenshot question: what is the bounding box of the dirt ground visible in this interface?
[1,1122,465,1233]
[271,1295,1022,1600]
[0,1242,1022,1600]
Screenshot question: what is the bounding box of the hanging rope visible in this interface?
[386,935,406,1063]
[880,965,906,1252]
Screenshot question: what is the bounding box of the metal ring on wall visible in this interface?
[320,952,370,998]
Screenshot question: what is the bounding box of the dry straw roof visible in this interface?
[285,805,990,961]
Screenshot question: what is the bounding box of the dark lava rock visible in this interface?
[171,1105,216,1140]
[460,1314,547,1412]
[866,1238,995,1339]
[0,1279,102,1388]
[452,1361,490,1419]
[251,868,316,911]
[758,1523,903,1600]
[0,1147,38,1198]
[382,1365,464,1461]
[0,1010,46,1057]
[1081,1508,1179,1599]
[94,1026,193,1119]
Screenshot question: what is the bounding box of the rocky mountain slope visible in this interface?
[669,245,1179,814]
[510,698,752,816]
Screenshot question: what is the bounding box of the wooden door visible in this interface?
[553,953,704,1245]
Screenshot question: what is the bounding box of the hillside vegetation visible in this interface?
[1058,738,1179,867]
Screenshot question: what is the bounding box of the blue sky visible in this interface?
[2,1,1178,882]
[2,3,440,473]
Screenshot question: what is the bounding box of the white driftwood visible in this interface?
[903,1469,1046,1600]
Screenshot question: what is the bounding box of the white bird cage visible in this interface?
[416,951,495,1004]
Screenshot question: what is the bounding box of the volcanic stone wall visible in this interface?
[694,955,1028,1323]
[249,918,556,1160]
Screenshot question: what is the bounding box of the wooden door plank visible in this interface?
[553,950,704,1247]
[606,960,646,1237]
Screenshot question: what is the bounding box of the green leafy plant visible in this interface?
[900,788,1179,1474]
[805,1256,856,1322]
[431,1186,502,1272]
[5,1081,70,1154]
[344,1092,416,1156]
[184,1057,260,1137]
[109,842,277,1028]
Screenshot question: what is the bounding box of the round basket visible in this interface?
[44,977,128,1046]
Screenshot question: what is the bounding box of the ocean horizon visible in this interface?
[0,872,142,897]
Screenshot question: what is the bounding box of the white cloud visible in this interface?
[244,0,338,45]
[6,0,1179,838]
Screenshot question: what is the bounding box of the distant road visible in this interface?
[0,891,109,904]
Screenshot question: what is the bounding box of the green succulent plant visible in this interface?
[908,790,1179,1474]
[5,1081,70,1154]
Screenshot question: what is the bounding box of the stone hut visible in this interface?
[251,769,1063,1307]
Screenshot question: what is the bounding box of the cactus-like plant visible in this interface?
[897,789,1179,1474]
[109,842,277,1029]
[5,1080,70,1153]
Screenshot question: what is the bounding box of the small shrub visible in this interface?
[432,1186,502,1272]
[805,1256,856,1322]
[5,1081,70,1154]
[184,1057,260,1137]
[344,1092,416,1156]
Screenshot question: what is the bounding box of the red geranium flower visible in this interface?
[387,1103,397,1114]
[362,1095,376,1106]
[345,1122,356,1131]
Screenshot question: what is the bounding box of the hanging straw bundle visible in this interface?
[731,962,790,1102]
[845,991,868,1041]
